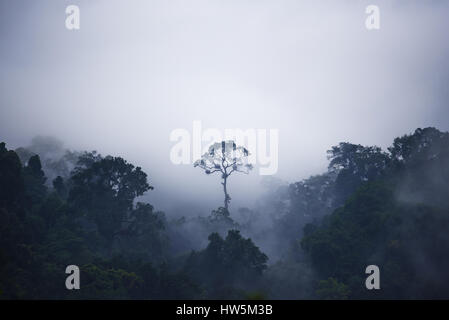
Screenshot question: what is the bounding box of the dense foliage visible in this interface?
[1,127,448,299]
[301,128,449,299]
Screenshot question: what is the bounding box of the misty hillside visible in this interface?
[1,127,448,299]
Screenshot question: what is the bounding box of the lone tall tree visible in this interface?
[194,141,253,210]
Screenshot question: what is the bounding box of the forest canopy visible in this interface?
[1,127,449,299]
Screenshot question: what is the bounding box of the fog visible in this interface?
[1,0,449,216]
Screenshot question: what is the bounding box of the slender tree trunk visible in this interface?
[222,177,230,210]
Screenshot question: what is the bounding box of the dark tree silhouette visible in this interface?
[69,153,153,244]
[194,141,253,210]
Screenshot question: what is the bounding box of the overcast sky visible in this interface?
[1,0,448,214]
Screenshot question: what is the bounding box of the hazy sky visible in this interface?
[1,0,448,214]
